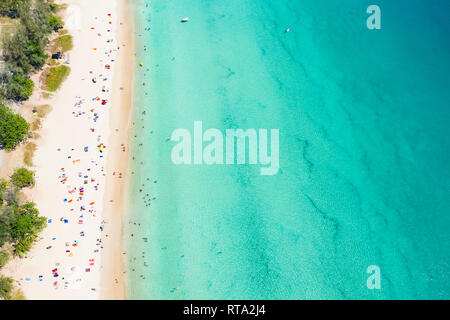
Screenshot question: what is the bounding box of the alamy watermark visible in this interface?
[170,121,279,175]
[367,5,381,30]
[366,265,381,290]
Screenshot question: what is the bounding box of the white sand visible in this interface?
[2,0,130,299]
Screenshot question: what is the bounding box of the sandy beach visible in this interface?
[1,0,133,299]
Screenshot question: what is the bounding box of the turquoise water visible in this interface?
[126,0,450,299]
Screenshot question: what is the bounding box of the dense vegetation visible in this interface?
[0,0,27,18]
[0,171,46,299]
[0,0,64,151]
[0,0,61,300]
[0,0,64,152]
[0,175,45,266]
[3,75,35,101]
[11,202,46,254]
[0,105,30,151]
[0,171,44,251]
[1,0,63,100]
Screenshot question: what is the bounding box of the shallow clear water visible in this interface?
[126,0,450,299]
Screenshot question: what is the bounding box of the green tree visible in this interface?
[11,168,35,189]
[0,205,17,246]
[1,0,54,77]
[2,188,21,208]
[0,0,62,105]
[2,31,48,75]
[2,31,34,75]
[21,2,52,47]
[0,105,30,150]
[11,202,46,254]
[0,0,30,18]
[4,75,35,101]
[0,277,13,299]
[49,15,64,31]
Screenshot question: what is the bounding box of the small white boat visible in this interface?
[181,17,189,23]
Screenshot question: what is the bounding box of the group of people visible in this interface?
[16,12,120,296]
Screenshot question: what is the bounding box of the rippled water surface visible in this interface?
[126,0,450,299]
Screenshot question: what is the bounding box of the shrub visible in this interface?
[23,142,37,167]
[0,179,8,191]
[0,178,9,205]
[55,34,73,52]
[0,277,13,300]
[49,3,60,13]
[44,65,70,91]
[11,168,35,189]
[37,104,52,118]
[30,118,41,131]
[0,250,9,268]
[0,105,30,150]
[49,15,63,31]
[10,288,26,300]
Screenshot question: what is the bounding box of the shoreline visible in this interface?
[100,0,134,300]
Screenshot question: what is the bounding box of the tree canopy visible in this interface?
[0,0,64,102]
[0,105,30,151]
[0,0,31,18]
[0,206,16,247]
[2,75,35,101]
[0,175,45,258]
[11,168,35,189]
[11,202,46,254]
